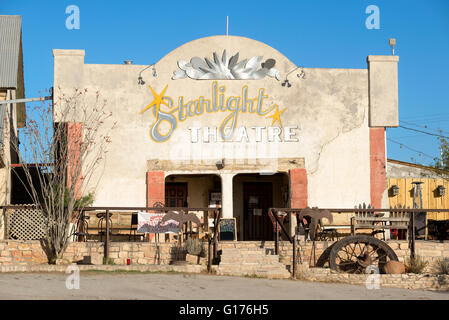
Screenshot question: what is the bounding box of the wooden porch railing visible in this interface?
[269,207,449,277]
[1,205,221,270]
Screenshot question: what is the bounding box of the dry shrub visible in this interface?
[405,256,428,274]
[184,238,204,256]
[432,258,449,275]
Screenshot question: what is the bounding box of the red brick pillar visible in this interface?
[289,168,308,208]
[369,128,387,208]
[66,122,82,198]
[146,171,165,208]
[146,171,165,242]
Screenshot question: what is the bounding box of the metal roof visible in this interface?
[0,15,22,88]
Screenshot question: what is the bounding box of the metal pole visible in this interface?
[208,238,212,273]
[105,210,110,262]
[275,220,279,255]
[213,209,219,262]
[2,207,7,240]
[0,95,52,105]
[292,234,296,279]
[411,211,415,259]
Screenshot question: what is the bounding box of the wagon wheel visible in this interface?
[329,235,398,274]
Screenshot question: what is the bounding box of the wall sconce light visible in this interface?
[138,64,157,85]
[281,66,306,88]
[390,185,399,196]
[281,79,291,87]
[437,185,446,196]
[389,38,396,56]
[216,159,225,170]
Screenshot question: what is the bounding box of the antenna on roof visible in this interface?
[226,16,229,36]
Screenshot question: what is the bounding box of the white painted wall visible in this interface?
[52,35,396,211]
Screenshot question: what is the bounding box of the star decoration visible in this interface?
[266,105,286,127]
[138,84,170,117]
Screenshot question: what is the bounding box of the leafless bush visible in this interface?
[7,88,116,263]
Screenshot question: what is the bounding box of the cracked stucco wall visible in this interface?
[53,35,372,208]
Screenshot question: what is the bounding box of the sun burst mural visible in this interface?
[172,50,281,80]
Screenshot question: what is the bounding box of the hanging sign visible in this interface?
[137,212,179,234]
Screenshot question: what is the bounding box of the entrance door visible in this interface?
[243,182,273,241]
[165,183,187,207]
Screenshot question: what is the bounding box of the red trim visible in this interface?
[10,163,52,168]
[289,168,308,208]
[146,171,165,207]
[370,128,386,208]
[67,122,83,198]
[146,171,165,242]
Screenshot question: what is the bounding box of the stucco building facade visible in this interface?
[53,35,399,240]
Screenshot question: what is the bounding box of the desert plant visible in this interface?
[184,238,204,256]
[432,257,449,275]
[405,256,428,274]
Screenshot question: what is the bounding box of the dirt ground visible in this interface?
[0,271,448,300]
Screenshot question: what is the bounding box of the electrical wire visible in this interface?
[399,120,449,135]
[398,125,449,139]
[387,138,440,161]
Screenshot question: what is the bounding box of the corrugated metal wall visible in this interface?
[0,15,21,88]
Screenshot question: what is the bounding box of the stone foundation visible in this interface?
[1,239,449,272]
[297,266,449,291]
[0,241,187,266]
[219,240,449,273]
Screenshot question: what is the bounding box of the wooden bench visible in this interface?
[351,216,409,240]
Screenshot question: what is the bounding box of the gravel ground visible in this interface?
[0,271,448,300]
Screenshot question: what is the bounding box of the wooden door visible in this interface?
[243,182,273,241]
[165,183,188,207]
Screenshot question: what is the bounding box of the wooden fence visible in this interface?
[388,178,449,220]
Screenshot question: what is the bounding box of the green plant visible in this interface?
[102,257,116,265]
[65,190,95,209]
[432,258,449,275]
[184,238,204,256]
[405,256,428,274]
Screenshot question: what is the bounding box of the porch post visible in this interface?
[146,171,165,208]
[220,173,234,218]
[146,171,165,242]
[289,169,308,209]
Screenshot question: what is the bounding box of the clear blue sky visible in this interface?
[2,0,449,165]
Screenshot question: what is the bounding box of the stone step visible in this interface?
[216,265,289,273]
[215,247,290,279]
[220,255,280,262]
[221,248,274,254]
[220,250,277,257]
[216,269,291,279]
[219,260,281,266]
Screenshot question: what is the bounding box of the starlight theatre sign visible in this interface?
[138,50,299,144]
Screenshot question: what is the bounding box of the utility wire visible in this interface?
[399,120,449,135]
[401,112,449,121]
[387,138,439,161]
[398,125,449,139]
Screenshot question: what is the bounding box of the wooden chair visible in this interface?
[351,203,386,240]
[390,204,410,240]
